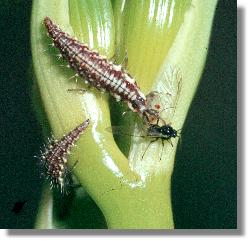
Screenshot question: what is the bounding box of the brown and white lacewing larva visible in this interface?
[43,17,179,145]
[37,119,90,194]
[44,17,163,124]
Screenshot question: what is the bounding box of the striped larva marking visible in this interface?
[37,119,90,194]
[44,17,182,153]
[44,17,162,125]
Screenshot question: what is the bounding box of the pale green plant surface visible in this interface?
[31,0,217,229]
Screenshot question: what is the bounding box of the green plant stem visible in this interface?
[31,0,217,229]
[35,185,54,229]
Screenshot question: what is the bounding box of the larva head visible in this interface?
[44,17,61,42]
[44,17,54,33]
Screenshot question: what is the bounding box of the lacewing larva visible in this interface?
[44,17,163,125]
[37,119,90,193]
[43,17,180,148]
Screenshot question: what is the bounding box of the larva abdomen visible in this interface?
[44,17,151,120]
[39,119,90,193]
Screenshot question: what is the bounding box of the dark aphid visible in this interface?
[108,123,179,142]
[38,119,90,193]
[43,17,162,125]
[146,124,178,140]
[107,123,180,160]
[141,123,180,160]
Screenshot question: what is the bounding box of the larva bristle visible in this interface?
[43,17,181,150]
[37,119,90,194]
[43,17,159,124]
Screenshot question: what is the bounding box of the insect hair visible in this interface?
[36,119,90,194]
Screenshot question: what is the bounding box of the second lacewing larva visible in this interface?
[37,119,90,194]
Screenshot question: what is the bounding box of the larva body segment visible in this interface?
[44,17,160,124]
[39,119,90,193]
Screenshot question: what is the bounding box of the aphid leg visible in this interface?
[178,134,182,147]
[159,139,165,161]
[176,128,182,145]
[155,116,167,126]
[176,127,182,134]
[141,138,159,161]
[166,138,174,147]
[143,113,152,125]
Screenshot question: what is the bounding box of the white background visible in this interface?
[0,0,245,240]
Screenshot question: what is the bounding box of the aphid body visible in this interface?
[39,119,90,193]
[44,17,160,124]
[147,124,178,140]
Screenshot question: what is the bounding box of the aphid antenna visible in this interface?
[176,127,182,134]
[175,128,183,146]
[159,139,166,161]
[141,137,169,162]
